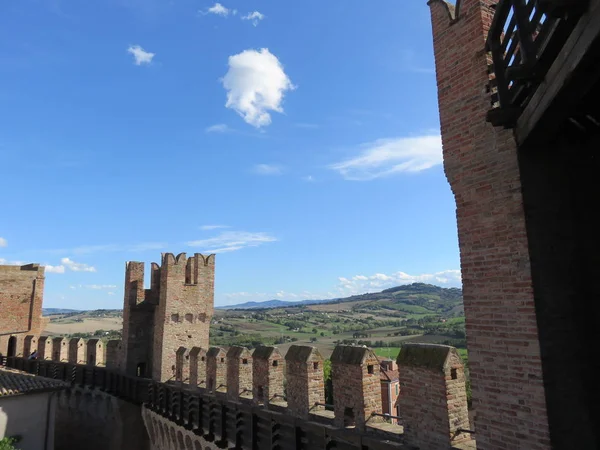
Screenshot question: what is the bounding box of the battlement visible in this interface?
[20,334,120,368]
[121,251,216,382]
[171,343,473,449]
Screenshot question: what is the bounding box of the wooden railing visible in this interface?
[486,0,589,127]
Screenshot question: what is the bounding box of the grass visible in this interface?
[373,347,401,360]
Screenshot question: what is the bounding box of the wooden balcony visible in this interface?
[486,0,592,133]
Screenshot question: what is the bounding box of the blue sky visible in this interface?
[0,0,460,309]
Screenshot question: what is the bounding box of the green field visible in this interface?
[373,347,401,359]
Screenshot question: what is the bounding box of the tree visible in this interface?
[320,332,325,337]
[310,337,317,343]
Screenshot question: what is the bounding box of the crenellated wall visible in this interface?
[120,252,215,383]
[170,343,472,449]
[8,341,472,450]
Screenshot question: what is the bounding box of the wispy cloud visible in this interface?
[61,257,96,272]
[222,48,294,128]
[329,135,442,181]
[302,175,315,182]
[252,164,283,176]
[200,225,230,231]
[205,123,232,133]
[45,264,66,274]
[202,2,235,16]
[46,242,167,255]
[0,237,6,247]
[241,11,265,26]
[127,45,155,66]
[83,284,117,290]
[187,230,277,253]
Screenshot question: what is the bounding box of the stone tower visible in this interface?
[121,252,215,382]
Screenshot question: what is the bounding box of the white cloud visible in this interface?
[336,269,462,296]
[329,135,442,181]
[45,265,66,274]
[241,11,265,26]
[108,292,116,296]
[252,164,283,176]
[222,48,294,128]
[0,237,7,247]
[187,230,277,253]
[61,257,96,272]
[127,45,155,66]
[218,269,461,306]
[200,225,230,231]
[83,284,117,290]
[203,3,234,16]
[302,175,315,182]
[205,124,231,133]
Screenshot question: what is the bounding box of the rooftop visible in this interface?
[0,366,68,398]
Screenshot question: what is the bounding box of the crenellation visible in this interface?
[175,347,191,383]
[206,347,227,392]
[189,347,207,387]
[330,345,383,430]
[106,340,123,371]
[396,343,471,450]
[37,335,53,360]
[69,337,86,364]
[52,337,69,362]
[87,338,105,366]
[252,346,284,407]
[23,335,38,358]
[226,346,253,400]
[284,345,325,419]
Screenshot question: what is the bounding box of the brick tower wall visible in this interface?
[121,261,157,378]
[152,253,215,382]
[427,1,550,448]
[0,264,46,356]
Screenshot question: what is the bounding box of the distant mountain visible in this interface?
[216,298,330,310]
[43,308,82,316]
[217,283,463,314]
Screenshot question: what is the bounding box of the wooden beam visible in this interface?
[515,0,600,147]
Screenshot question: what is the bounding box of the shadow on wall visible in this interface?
[54,386,149,450]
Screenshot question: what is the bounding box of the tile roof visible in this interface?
[0,367,68,398]
[380,369,400,382]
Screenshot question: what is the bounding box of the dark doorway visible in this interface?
[7,336,17,358]
[343,407,356,427]
[136,362,146,377]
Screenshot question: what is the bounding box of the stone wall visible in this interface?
[54,385,149,450]
[427,1,550,448]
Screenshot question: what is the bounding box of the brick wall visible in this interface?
[189,347,207,387]
[87,339,105,366]
[226,346,253,400]
[152,253,214,382]
[38,336,53,360]
[427,1,551,448]
[52,337,69,362]
[331,346,382,430]
[285,345,325,418]
[206,347,227,392]
[121,261,157,378]
[396,343,470,450]
[0,264,46,357]
[69,338,86,364]
[252,346,284,406]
